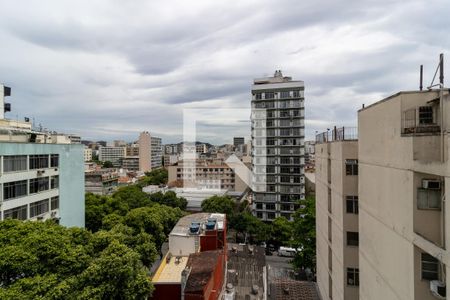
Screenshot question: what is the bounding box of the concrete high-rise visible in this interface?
[251,70,305,221]
[139,132,151,172]
[315,127,359,300]
[358,89,449,300]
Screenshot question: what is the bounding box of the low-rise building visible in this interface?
[151,213,227,300]
[85,169,119,195]
[98,146,126,167]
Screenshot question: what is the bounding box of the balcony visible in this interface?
[315,126,358,143]
[402,106,441,136]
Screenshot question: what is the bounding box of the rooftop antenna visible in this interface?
[420,65,423,91]
[427,53,444,89]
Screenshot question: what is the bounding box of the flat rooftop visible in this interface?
[170,212,225,237]
[152,254,188,283]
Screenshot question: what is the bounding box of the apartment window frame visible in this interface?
[51,175,59,189]
[345,159,358,176]
[347,268,359,286]
[51,196,59,210]
[417,188,441,210]
[3,205,28,220]
[29,154,49,170]
[3,155,27,173]
[30,199,50,218]
[50,154,59,168]
[265,92,275,99]
[421,253,439,280]
[267,212,276,220]
[29,177,50,194]
[346,231,359,247]
[3,180,28,200]
[346,196,359,214]
[418,106,434,125]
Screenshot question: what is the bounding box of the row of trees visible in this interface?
[201,194,316,270]
[0,185,187,299]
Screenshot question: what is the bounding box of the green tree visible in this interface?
[201,195,236,217]
[102,161,114,168]
[149,191,187,210]
[291,195,316,270]
[0,220,153,300]
[113,185,151,210]
[270,217,293,247]
[138,168,168,187]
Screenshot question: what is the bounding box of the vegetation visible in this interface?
[0,220,153,299]
[291,195,316,271]
[137,168,168,187]
[102,160,114,168]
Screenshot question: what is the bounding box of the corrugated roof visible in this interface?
[269,279,320,300]
[184,250,221,293]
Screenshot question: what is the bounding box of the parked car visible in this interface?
[278,246,300,257]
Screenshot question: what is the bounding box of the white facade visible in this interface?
[99,146,126,166]
[84,147,92,162]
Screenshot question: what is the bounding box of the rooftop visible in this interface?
[226,243,266,300]
[184,250,221,293]
[152,254,188,283]
[315,126,358,144]
[269,279,320,300]
[170,212,225,237]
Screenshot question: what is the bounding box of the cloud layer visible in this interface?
[0,0,449,144]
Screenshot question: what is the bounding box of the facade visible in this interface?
[151,213,227,300]
[120,156,139,171]
[83,147,92,162]
[358,90,450,300]
[126,144,140,156]
[233,137,245,147]
[251,70,305,221]
[98,146,125,167]
[315,127,359,300]
[151,136,163,169]
[196,144,207,154]
[0,84,84,227]
[167,160,248,193]
[139,131,151,172]
[164,154,179,166]
[85,169,119,195]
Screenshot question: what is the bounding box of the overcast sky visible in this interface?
[0,0,449,144]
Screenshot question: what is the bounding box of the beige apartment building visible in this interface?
[316,127,359,300]
[358,89,449,300]
[167,159,248,193]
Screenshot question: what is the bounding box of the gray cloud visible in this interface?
[0,0,449,144]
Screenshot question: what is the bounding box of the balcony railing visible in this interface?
[316,126,358,143]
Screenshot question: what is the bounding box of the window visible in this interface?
[30,199,49,218]
[281,204,291,211]
[346,196,359,214]
[421,253,439,280]
[256,203,263,210]
[256,212,263,218]
[280,91,290,98]
[51,176,59,189]
[345,159,358,175]
[266,203,276,210]
[51,196,59,210]
[347,232,359,246]
[265,92,275,99]
[29,177,50,194]
[293,90,300,98]
[267,212,275,219]
[419,106,433,124]
[3,205,27,220]
[347,268,359,286]
[29,155,49,169]
[50,154,59,167]
[417,188,441,210]
[3,180,27,200]
[3,155,27,172]
[255,93,262,100]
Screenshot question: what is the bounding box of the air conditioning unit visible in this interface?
[430,280,446,299]
[423,179,441,190]
[51,211,58,218]
[37,170,45,176]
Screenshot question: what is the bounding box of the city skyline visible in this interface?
[1,0,449,144]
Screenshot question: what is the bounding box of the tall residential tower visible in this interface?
[251,71,305,221]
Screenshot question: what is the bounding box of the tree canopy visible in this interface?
[0,220,153,299]
[138,168,168,187]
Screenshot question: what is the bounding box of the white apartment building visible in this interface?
[316,127,359,300]
[151,136,163,169]
[0,84,84,227]
[358,89,449,300]
[84,147,92,162]
[98,146,126,167]
[251,70,305,221]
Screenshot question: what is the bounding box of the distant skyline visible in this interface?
[0,0,449,144]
